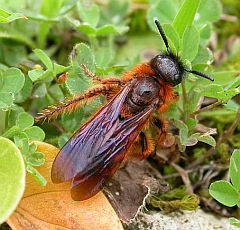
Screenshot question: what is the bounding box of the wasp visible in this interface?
[36,19,214,201]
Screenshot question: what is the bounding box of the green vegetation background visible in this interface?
[1,0,240,228]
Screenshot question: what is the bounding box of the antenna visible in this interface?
[185,69,214,81]
[154,18,214,82]
[154,19,171,54]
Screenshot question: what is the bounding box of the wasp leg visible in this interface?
[140,131,156,159]
[81,64,125,86]
[153,116,169,149]
[35,84,120,123]
[81,64,102,82]
[127,131,155,160]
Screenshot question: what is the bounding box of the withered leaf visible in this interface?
[7,142,123,230]
[104,160,170,223]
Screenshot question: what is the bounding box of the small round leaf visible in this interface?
[209,181,239,207]
[16,112,34,130]
[24,126,45,141]
[230,150,240,190]
[0,137,25,224]
[0,92,13,109]
[0,68,25,93]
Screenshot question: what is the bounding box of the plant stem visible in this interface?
[171,162,193,194]
[181,80,189,122]
[89,35,98,52]
[0,110,7,135]
[108,35,114,56]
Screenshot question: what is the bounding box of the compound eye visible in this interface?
[173,73,182,85]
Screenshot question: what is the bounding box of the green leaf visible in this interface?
[225,76,240,91]
[0,137,25,224]
[32,83,47,98]
[229,217,240,228]
[187,87,201,113]
[7,106,24,128]
[0,8,26,23]
[28,69,45,82]
[40,0,65,17]
[69,43,95,69]
[172,0,200,37]
[2,126,20,139]
[5,13,26,22]
[27,152,45,167]
[192,46,213,65]
[78,3,100,27]
[78,24,97,36]
[197,134,216,147]
[107,0,129,19]
[147,0,178,32]
[0,68,25,93]
[13,132,29,155]
[59,0,78,15]
[199,23,212,42]
[181,25,200,61]
[0,30,35,49]
[33,49,53,70]
[66,43,95,94]
[114,25,129,34]
[173,119,188,145]
[0,8,10,18]
[36,0,64,46]
[26,165,47,186]
[191,133,216,147]
[95,46,113,68]
[202,84,240,102]
[162,23,180,51]
[186,118,198,130]
[58,134,69,148]
[0,93,13,109]
[60,108,85,132]
[197,0,222,25]
[230,150,240,190]
[38,22,51,48]
[212,71,239,86]
[185,136,198,146]
[209,181,240,207]
[21,11,60,23]
[16,112,34,130]
[53,63,69,76]
[15,74,33,103]
[96,24,119,36]
[0,64,7,70]
[29,143,37,153]
[225,100,240,112]
[24,126,45,141]
[48,84,64,101]
[1,44,27,66]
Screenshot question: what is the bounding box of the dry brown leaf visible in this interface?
[104,160,169,223]
[7,142,123,230]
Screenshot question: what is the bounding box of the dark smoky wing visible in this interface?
[51,86,131,184]
[70,106,154,200]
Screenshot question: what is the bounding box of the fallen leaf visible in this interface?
[104,160,170,223]
[7,142,123,230]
